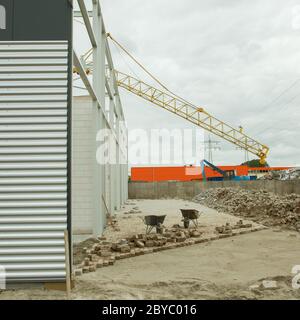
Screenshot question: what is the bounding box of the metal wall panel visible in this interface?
[0,41,69,282]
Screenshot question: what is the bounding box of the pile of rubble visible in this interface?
[194,187,300,231]
[259,168,300,180]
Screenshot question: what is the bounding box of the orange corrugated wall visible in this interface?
[131,165,248,182]
[131,165,291,182]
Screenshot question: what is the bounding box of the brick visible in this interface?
[108,259,115,265]
[190,230,201,238]
[145,240,154,247]
[82,266,90,273]
[130,250,136,257]
[87,254,93,261]
[119,239,128,245]
[119,245,131,253]
[74,269,82,276]
[111,243,118,251]
[92,254,99,261]
[96,260,104,268]
[100,251,112,257]
[92,244,99,251]
[100,245,111,251]
[84,258,90,266]
[219,234,231,238]
[89,264,96,272]
[135,240,145,248]
[101,241,112,246]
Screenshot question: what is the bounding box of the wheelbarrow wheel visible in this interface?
[184,219,190,229]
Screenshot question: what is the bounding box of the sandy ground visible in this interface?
[1,199,299,300]
[101,199,261,243]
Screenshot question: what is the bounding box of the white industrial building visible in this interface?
[72,94,128,240]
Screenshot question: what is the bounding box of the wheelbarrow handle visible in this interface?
[139,216,146,223]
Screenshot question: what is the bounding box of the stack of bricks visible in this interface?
[73,221,266,277]
[215,220,253,234]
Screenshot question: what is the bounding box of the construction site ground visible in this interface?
[1,199,299,300]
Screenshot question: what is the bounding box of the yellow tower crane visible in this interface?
[76,34,270,164]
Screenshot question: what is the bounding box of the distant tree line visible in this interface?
[241,159,270,167]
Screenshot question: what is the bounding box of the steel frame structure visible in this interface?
[72,0,128,235]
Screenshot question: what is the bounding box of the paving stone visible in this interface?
[74,269,82,276]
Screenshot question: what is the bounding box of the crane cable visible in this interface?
[106,33,206,113]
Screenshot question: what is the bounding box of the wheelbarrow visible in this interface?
[143,215,166,234]
[180,209,200,228]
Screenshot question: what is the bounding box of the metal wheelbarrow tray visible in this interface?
[143,215,166,234]
[180,209,200,228]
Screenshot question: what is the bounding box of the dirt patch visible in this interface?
[1,199,298,300]
[194,187,300,231]
[1,225,300,300]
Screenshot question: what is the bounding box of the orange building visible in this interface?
[131,165,291,182]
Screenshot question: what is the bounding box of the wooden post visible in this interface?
[102,194,110,216]
[64,230,71,299]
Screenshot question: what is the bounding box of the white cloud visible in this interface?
[77,0,300,166]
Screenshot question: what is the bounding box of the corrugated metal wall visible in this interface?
[0,41,69,282]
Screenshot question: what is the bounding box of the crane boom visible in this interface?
[115,70,269,163]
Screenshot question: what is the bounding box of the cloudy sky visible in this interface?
[74,0,300,167]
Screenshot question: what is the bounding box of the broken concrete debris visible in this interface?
[194,187,300,231]
[259,167,300,180]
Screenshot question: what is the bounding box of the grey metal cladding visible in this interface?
[0,0,72,42]
[0,41,69,282]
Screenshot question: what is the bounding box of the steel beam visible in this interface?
[77,0,97,47]
[73,10,92,18]
[73,51,97,101]
[73,52,119,145]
